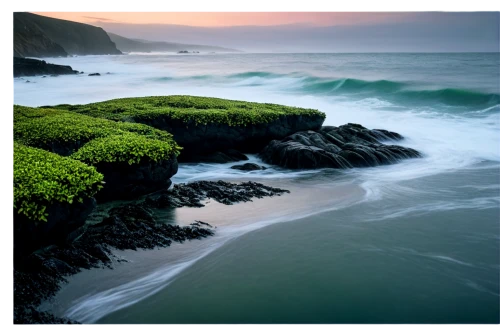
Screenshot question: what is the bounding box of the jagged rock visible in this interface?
[88,73,100,76]
[145,180,289,208]
[260,123,421,169]
[231,163,267,171]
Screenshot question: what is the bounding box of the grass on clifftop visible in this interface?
[14,143,104,222]
[14,105,181,161]
[47,95,326,126]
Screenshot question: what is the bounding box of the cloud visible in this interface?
[99,12,499,53]
[82,16,116,22]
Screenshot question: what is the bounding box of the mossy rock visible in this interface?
[14,105,180,157]
[14,143,104,222]
[46,95,325,126]
[14,143,103,253]
[71,133,179,200]
[14,106,181,204]
[45,95,327,155]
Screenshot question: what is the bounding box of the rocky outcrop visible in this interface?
[94,157,179,201]
[260,123,421,169]
[14,197,96,257]
[140,114,325,158]
[14,57,79,77]
[14,12,121,58]
[231,163,267,171]
[177,149,249,163]
[145,180,289,208]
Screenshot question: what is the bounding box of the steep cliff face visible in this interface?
[14,12,122,57]
[14,16,68,58]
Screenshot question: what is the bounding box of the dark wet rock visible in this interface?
[94,157,178,201]
[14,57,79,77]
[88,73,100,76]
[231,163,267,171]
[225,149,249,161]
[191,220,215,228]
[178,149,249,163]
[260,123,421,169]
[145,180,289,209]
[14,197,97,258]
[139,114,324,157]
[14,200,215,324]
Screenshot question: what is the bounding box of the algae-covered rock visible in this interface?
[46,95,326,159]
[13,143,103,254]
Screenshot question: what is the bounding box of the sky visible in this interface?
[33,12,500,52]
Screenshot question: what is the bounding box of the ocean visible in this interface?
[16,52,500,323]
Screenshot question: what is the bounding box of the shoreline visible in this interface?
[41,178,365,323]
[13,179,293,324]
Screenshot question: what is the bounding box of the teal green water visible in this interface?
[19,53,499,323]
[98,164,499,324]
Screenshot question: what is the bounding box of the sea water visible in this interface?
[17,52,500,323]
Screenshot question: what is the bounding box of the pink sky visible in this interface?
[33,12,415,27]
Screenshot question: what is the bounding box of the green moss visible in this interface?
[14,143,104,222]
[15,110,114,147]
[14,105,62,122]
[71,132,181,165]
[14,105,178,155]
[47,95,326,126]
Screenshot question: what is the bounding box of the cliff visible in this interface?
[107,32,239,53]
[14,12,122,58]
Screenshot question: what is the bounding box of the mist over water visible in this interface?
[23,52,500,323]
